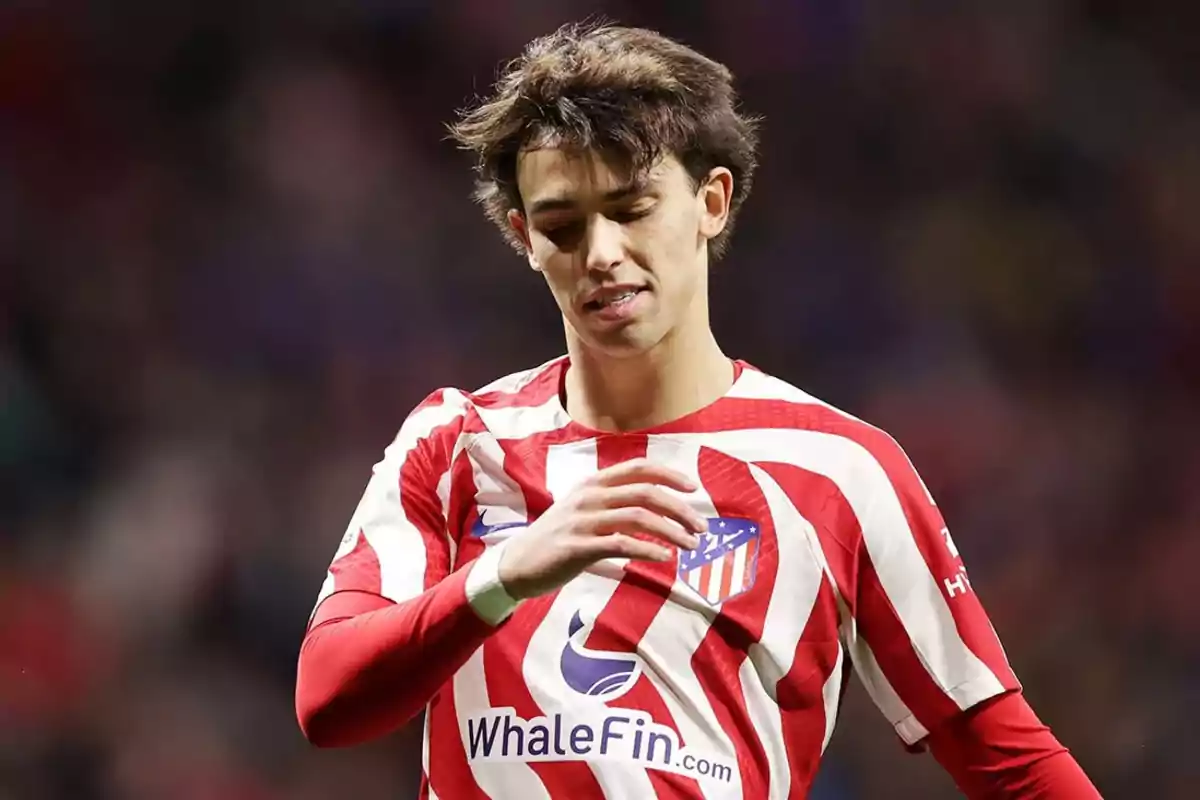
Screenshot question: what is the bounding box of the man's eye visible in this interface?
[540,220,584,245]
[543,221,580,234]
[610,208,650,224]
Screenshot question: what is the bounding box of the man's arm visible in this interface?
[832,422,1099,797]
[926,691,1100,798]
[297,546,516,746]
[295,389,706,748]
[294,389,519,747]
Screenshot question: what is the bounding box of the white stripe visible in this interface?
[820,644,846,752]
[755,462,908,751]
[851,636,924,740]
[737,657,785,795]
[472,355,565,396]
[726,369,855,420]
[729,544,748,595]
[422,711,438,800]
[637,601,740,800]
[475,394,572,440]
[739,369,944,511]
[738,464,829,798]
[542,439,633,575]
[323,390,469,607]
[469,435,528,530]
[525,441,658,799]
[640,437,743,800]
[706,556,725,605]
[666,428,1004,737]
[454,647,551,798]
[543,439,598,502]
[435,466,458,568]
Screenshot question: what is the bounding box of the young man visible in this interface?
[296,22,1101,800]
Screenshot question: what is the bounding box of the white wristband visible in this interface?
[465,540,521,625]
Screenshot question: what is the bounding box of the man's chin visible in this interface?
[569,321,662,360]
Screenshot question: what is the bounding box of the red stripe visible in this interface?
[753,464,857,614]
[480,432,604,798]
[751,462,859,793]
[757,461,963,736]
[329,532,382,596]
[776,577,843,798]
[740,538,759,593]
[399,439,455,590]
[697,562,713,602]
[581,436,704,798]
[446,446,485,566]
[690,447,775,798]
[428,678,489,799]
[719,552,735,600]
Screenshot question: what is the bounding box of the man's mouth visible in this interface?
[583,287,648,312]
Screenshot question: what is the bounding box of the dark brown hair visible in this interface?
[447,21,760,259]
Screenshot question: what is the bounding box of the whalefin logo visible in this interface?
[559,611,642,700]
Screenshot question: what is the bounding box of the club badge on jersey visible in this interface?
[678,517,761,606]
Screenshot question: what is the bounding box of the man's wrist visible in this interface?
[465,541,522,625]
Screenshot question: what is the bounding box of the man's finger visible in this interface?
[587,483,708,533]
[583,508,700,550]
[579,532,673,563]
[587,458,697,493]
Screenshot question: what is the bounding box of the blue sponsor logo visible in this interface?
[559,611,641,699]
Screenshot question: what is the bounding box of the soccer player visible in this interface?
[295,22,1101,800]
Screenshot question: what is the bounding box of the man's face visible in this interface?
[510,149,730,358]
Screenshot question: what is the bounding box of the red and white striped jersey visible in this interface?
[311,357,1019,799]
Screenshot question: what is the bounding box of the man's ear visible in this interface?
[697,167,733,242]
[507,209,541,271]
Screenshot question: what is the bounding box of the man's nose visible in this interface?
[582,215,624,273]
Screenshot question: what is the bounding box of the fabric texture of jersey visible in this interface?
[308,357,1020,800]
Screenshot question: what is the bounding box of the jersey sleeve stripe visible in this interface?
[856,551,965,736]
[858,430,1019,694]
[323,390,469,609]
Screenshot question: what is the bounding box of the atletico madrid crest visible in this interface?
[678,516,761,606]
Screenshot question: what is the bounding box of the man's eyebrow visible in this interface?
[527,182,648,215]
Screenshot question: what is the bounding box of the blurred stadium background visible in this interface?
[2,1,1197,798]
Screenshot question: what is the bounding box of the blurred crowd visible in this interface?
[2,2,1197,798]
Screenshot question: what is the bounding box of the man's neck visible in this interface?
[563,325,733,433]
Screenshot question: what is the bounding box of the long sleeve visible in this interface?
[926,691,1102,798]
[297,545,516,747]
[834,428,1097,796]
[294,389,519,747]
[839,428,1020,745]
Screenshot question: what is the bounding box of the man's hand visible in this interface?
[496,458,707,600]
